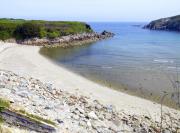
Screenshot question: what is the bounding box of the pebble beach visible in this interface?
[0,42,180,132]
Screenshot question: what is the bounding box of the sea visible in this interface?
[40,22,180,108]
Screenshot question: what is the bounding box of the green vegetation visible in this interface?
[0,18,93,40]
[18,109,56,126]
[0,98,55,126]
[0,98,10,111]
[0,98,10,123]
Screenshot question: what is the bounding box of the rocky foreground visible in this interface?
[0,70,180,133]
[5,31,114,47]
[144,15,180,32]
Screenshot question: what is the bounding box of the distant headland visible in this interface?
[0,18,114,47]
[144,15,180,32]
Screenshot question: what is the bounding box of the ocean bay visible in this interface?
[41,22,180,108]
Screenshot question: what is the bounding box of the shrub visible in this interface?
[14,22,42,39]
[39,28,47,38]
[47,31,59,39]
[0,31,11,40]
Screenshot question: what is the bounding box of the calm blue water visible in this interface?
[41,22,180,105]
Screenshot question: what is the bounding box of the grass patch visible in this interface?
[0,98,10,123]
[18,109,56,126]
[0,98,55,128]
[0,98,10,110]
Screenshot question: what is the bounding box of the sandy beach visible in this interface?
[0,42,180,123]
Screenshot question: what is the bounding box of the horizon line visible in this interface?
[0,17,149,23]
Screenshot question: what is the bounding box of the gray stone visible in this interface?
[91,121,106,129]
[17,91,31,98]
[163,129,171,133]
[44,105,54,110]
[0,84,5,88]
[95,104,102,110]
[79,121,86,127]
[88,111,98,120]
[56,119,64,124]
[73,115,80,120]
[78,108,85,114]
[105,113,111,120]
[87,121,92,127]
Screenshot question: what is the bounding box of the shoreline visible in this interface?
[0,42,180,132]
[39,51,178,110]
[40,45,179,110]
[71,72,178,109]
[4,31,114,48]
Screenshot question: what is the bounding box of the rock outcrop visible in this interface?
[101,30,115,38]
[12,31,114,47]
[144,15,180,32]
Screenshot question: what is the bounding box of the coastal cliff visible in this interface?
[144,15,180,32]
[0,19,114,47]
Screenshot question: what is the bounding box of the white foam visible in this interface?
[101,66,112,69]
[153,59,174,63]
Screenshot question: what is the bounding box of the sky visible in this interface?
[0,0,180,22]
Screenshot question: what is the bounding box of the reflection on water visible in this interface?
[40,22,180,108]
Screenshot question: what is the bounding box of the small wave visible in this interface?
[101,66,112,69]
[153,59,174,63]
[167,66,176,69]
[167,66,180,71]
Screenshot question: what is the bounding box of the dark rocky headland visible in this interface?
[144,15,180,32]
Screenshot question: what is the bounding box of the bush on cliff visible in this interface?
[15,22,42,39]
[0,18,93,40]
[0,31,11,40]
[47,31,60,39]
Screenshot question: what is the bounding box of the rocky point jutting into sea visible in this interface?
[5,31,114,47]
[144,15,180,32]
[0,18,114,47]
[20,31,114,47]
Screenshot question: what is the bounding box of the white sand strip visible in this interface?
[0,42,179,122]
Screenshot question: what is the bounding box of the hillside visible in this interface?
[0,18,93,40]
[144,15,180,32]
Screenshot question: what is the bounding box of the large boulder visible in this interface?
[101,30,115,38]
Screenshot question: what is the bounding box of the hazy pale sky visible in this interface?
[1,0,180,22]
